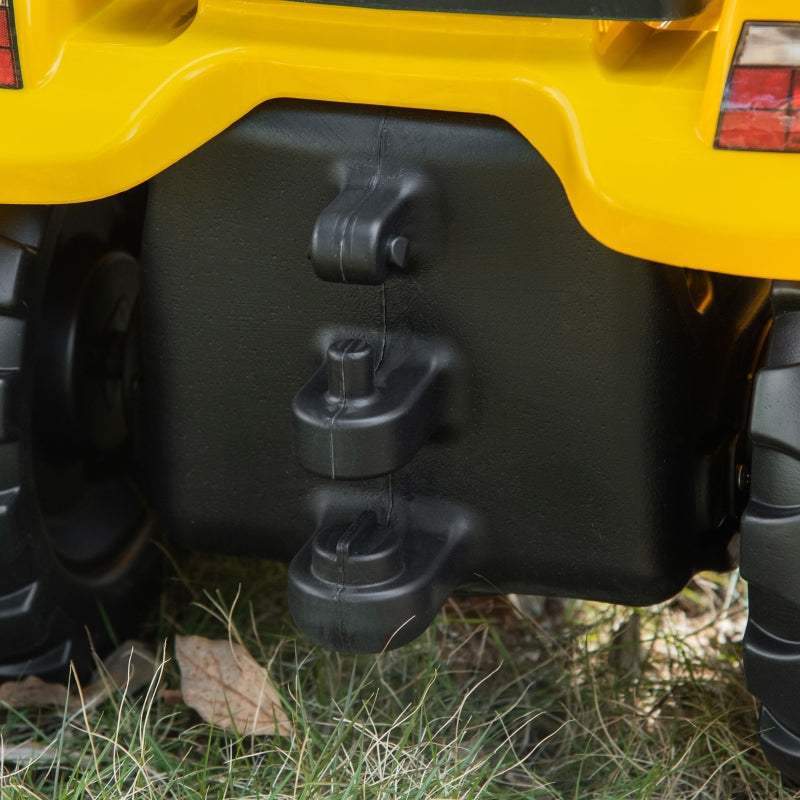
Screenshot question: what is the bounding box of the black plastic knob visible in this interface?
[326,339,375,401]
[311,511,402,586]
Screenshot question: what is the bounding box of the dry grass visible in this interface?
[0,556,797,799]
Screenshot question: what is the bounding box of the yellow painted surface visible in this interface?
[2,0,799,278]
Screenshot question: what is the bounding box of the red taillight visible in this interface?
[0,1,20,90]
[716,23,800,152]
[0,9,9,49]
[717,109,791,151]
[727,67,792,110]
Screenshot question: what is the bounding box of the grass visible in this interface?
[0,554,798,799]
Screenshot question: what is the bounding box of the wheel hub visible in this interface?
[35,247,140,455]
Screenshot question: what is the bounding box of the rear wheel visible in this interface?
[742,281,800,784]
[0,195,157,681]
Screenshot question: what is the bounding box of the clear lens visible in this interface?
[738,22,800,67]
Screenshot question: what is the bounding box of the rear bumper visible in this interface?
[2,0,800,277]
[139,101,769,626]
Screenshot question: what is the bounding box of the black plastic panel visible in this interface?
[139,101,768,613]
[290,0,709,18]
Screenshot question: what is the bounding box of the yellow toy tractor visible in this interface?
[1,0,799,781]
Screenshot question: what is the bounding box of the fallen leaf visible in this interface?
[0,675,69,708]
[175,635,291,736]
[0,640,157,712]
[159,688,184,706]
[0,739,87,767]
[82,639,158,707]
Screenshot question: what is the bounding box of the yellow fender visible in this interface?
[0,0,798,278]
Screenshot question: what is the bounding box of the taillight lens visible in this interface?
[716,22,800,152]
[0,0,20,89]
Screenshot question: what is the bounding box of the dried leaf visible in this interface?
[0,675,69,708]
[159,688,184,706]
[82,639,158,707]
[175,635,291,736]
[0,739,87,767]
[0,640,157,712]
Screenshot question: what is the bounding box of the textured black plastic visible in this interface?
[289,499,480,651]
[292,334,459,478]
[289,0,710,20]
[140,101,768,651]
[310,176,426,284]
[759,708,800,786]
[741,282,800,783]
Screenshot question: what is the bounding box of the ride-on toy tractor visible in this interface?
[1,0,800,781]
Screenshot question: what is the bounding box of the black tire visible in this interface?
[741,281,800,784]
[0,196,157,681]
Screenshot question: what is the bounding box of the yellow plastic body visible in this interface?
[1,0,798,278]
